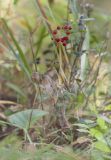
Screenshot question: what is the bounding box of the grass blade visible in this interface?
[1,18,32,79]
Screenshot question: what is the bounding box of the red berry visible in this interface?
[55,38,60,43]
[63,36,68,41]
[52,30,57,35]
[57,26,61,30]
[68,26,72,30]
[60,38,64,42]
[63,42,67,46]
[66,31,70,35]
[63,25,68,30]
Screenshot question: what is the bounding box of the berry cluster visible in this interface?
[52,24,72,47]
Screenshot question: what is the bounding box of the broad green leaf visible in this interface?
[90,128,105,143]
[94,141,111,153]
[97,117,107,130]
[8,109,48,130]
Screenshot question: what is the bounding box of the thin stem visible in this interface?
[36,0,52,34]
[24,130,33,144]
[28,32,44,132]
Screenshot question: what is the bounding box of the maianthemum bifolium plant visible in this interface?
[0,0,111,160]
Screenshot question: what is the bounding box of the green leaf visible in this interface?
[90,128,105,143]
[8,109,48,130]
[97,117,107,130]
[94,141,111,153]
